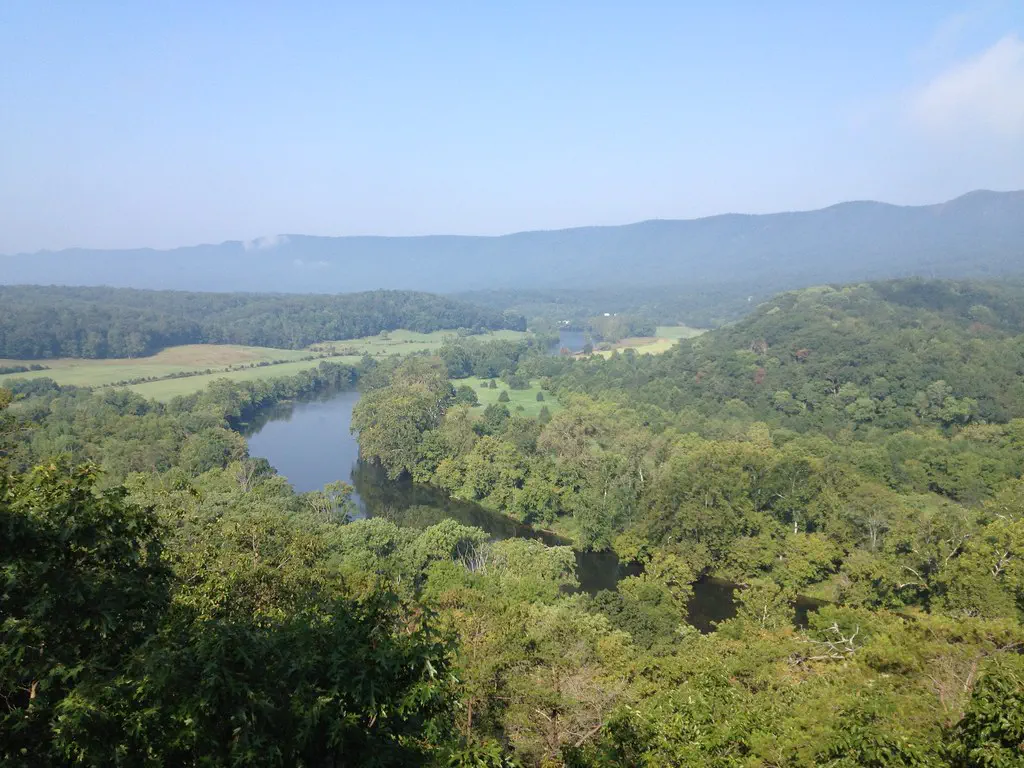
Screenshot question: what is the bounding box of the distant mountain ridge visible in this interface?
[3,190,1023,294]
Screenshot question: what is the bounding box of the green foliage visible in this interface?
[935,516,1024,621]
[947,655,1024,767]
[1,461,170,764]
[352,357,454,479]
[0,285,525,359]
[95,593,455,767]
[730,579,796,632]
[1,459,460,766]
[439,336,543,380]
[545,279,1024,430]
[454,384,480,406]
[6,277,1024,766]
[0,388,13,466]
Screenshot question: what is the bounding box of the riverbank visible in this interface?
[238,383,825,630]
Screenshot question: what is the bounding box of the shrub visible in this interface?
[453,385,479,407]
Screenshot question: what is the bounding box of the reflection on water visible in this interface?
[686,578,738,633]
[244,387,822,629]
[351,462,644,595]
[548,329,587,355]
[244,389,364,506]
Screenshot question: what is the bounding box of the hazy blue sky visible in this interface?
[2,1,1023,252]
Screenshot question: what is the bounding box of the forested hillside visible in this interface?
[3,190,1023,294]
[546,278,1024,429]
[347,278,1024,762]
[3,278,1024,765]
[0,285,525,359]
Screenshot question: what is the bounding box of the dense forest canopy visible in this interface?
[0,285,526,360]
[541,278,1024,429]
[347,278,1024,762]
[3,276,1024,766]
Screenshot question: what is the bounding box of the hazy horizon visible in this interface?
[2,2,1023,254]
[7,186,1022,257]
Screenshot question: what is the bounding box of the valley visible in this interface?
[8,7,1024,763]
[5,276,1024,765]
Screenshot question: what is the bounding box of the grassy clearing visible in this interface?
[126,355,365,401]
[0,329,529,399]
[589,326,706,359]
[457,376,559,418]
[592,337,675,359]
[310,329,525,357]
[0,345,310,388]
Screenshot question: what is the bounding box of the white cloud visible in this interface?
[243,234,290,251]
[909,34,1024,140]
[914,10,972,64]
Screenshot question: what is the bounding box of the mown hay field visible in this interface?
[1,330,529,399]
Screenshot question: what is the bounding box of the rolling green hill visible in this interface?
[546,278,1024,430]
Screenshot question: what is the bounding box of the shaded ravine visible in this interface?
[243,387,823,630]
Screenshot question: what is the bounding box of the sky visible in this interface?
[1,1,1023,253]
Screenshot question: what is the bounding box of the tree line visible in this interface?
[0,285,526,359]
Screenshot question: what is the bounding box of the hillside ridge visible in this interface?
[4,190,1023,294]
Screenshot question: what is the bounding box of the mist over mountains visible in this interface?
[3,190,1023,294]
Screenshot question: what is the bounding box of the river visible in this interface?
[244,389,644,597]
[244,388,821,631]
[549,329,587,355]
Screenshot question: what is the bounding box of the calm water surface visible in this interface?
[548,329,587,355]
[245,389,365,504]
[245,388,821,629]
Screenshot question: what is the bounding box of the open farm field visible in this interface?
[0,329,530,397]
[0,345,311,387]
[126,354,364,401]
[458,376,559,418]
[311,329,526,356]
[592,337,674,358]
[587,326,704,359]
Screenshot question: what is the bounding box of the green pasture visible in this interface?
[126,354,364,401]
[0,344,310,388]
[590,325,706,358]
[311,328,525,356]
[456,376,559,418]
[0,329,530,398]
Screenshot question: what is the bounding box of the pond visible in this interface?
[244,388,821,630]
